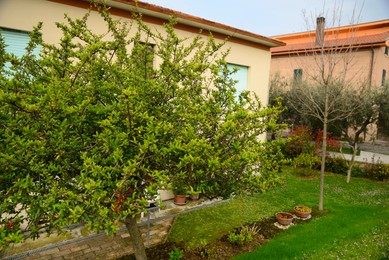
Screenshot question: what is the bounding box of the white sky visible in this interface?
[140,0,389,36]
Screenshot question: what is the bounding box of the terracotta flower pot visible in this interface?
[294,206,312,218]
[174,194,186,205]
[275,212,294,225]
[190,193,200,201]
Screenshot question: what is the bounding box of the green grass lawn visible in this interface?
[168,168,389,259]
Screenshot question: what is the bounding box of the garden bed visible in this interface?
[118,208,327,259]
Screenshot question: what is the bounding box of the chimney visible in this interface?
[316,16,325,46]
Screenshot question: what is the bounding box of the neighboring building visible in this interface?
[271,19,389,88]
[270,18,389,141]
[0,0,284,105]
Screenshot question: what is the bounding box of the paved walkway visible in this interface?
[2,199,225,260]
[2,215,174,260]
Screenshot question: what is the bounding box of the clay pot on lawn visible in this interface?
[189,193,200,201]
[294,205,312,218]
[275,212,294,225]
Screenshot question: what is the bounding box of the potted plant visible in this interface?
[294,205,312,218]
[275,212,294,226]
[188,186,201,201]
[173,184,187,206]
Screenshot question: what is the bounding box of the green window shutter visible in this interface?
[1,27,40,57]
[294,69,303,81]
[382,69,387,87]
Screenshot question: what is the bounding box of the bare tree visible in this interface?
[287,2,367,210]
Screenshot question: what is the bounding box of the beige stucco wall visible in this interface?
[0,0,271,105]
[271,46,389,88]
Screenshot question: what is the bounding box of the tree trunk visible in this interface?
[123,215,147,260]
[319,84,329,211]
[346,118,370,183]
[319,119,327,211]
[346,142,358,183]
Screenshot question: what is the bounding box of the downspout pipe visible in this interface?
[369,46,374,87]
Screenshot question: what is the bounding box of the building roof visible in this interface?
[111,0,285,48]
[271,19,389,55]
[59,0,284,49]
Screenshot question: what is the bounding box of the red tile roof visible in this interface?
[272,22,389,55]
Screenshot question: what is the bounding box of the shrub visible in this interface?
[315,130,340,151]
[292,153,321,169]
[227,224,259,246]
[350,164,366,178]
[285,126,315,158]
[168,247,184,260]
[325,157,348,175]
[365,163,389,181]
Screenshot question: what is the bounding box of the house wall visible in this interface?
[271,45,389,88]
[0,0,272,104]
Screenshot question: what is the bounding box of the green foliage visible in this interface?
[168,247,184,260]
[0,3,284,250]
[325,156,389,182]
[350,164,365,177]
[325,157,348,175]
[170,168,388,258]
[227,232,246,246]
[172,183,187,195]
[294,205,312,212]
[292,153,321,169]
[365,163,389,181]
[227,224,259,246]
[377,85,389,138]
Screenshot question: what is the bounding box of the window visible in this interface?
[0,27,40,57]
[294,69,303,82]
[133,42,155,77]
[227,63,248,95]
[1,27,41,74]
[385,46,389,56]
[382,69,387,87]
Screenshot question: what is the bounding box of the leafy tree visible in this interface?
[336,88,379,183]
[0,4,284,259]
[377,84,389,139]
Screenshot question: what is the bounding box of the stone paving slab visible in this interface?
[2,198,225,260]
[3,217,174,260]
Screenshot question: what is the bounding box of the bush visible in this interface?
[365,163,389,181]
[315,130,340,151]
[168,247,184,260]
[325,157,348,175]
[227,224,259,246]
[292,153,321,169]
[284,126,315,158]
[325,156,388,182]
[351,164,366,178]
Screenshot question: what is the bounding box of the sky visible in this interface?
[140,0,389,36]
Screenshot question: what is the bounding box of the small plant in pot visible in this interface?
[173,184,187,206]
[275,212,294,226]
[294,205,312,218]
[188,186,201,201]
